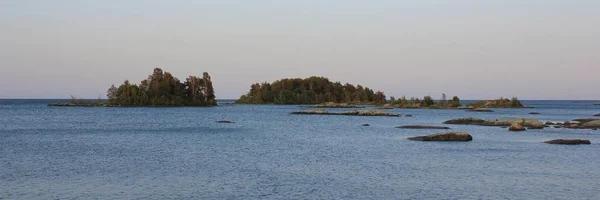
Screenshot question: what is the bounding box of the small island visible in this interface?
[235,77,387,104]
[49,68,217,107]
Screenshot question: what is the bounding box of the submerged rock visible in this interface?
[395,125,450,129]
[362,124,370,126]
[529,112,541,115]
[405,114,412,117]
[508,123,526,131]
[216,120,235,123]
[544,139,591,145]
[408,132,473,142]
[553,125,563,128]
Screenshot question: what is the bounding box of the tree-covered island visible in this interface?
[49,68,216,107]
[235,77,387,105]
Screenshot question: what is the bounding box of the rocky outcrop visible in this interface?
[594,113,600,117]
[581,120,600,128]
[443,118,486,125]
[468,108,494,112]
[508,123,526,131]
[527,121,545,129]
[309,102,364,108]
[291,110,400,117]
[396,125,450,129]
[408,132,473,141]
[544,139,591,145]
[573,118,600,124]
[545,121,555,125]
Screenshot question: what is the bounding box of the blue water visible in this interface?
[1,100,600,199]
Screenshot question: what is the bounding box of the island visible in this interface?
[235,77,387,104]
[49,68,217,107]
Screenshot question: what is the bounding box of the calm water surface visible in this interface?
[1,100,600,199]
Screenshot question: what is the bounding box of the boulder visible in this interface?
[408,132,473,142]
[529,112,541,115]
[544,121,555,125]
[405,114,413,117]
[553,125,562,128]
[362,124,370,126]
[443,118,486,125]
[508,123,526,131]
[544,139,591,145]
[594,113,600,117]
[396,125,450,129]
[468,108,494,112]
[527,121,545,129]
[216,120,235,123]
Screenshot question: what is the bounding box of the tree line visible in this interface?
[106,68,216,106]
[235,76,387,104]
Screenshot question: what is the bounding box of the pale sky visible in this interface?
[1,0,599,100]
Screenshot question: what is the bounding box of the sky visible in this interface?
[1,0,599,100]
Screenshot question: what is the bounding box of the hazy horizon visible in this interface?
[1,0,599,100]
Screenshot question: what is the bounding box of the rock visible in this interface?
[443,118,486,125]
[292,110,400,117]
[467,108,494,112]
[408,132,473,142]
[405,114,412,117]
[216,120,235,123]
[544,121,555,125]
[339,110,401,117]
[395,125,450,129]
[573,118,600,124]
[457,105,475,109]
[527,121,545,129]
[508,123,526,131]
[309,102,364,108]
[563,121,571,126]
[544,139,591,145]
[581,120,600,128]
[593,128,598,130]
[291,110,333,115]
[481,118,541,127]
[529,112,541,115]
[553,126,562,128]
[374,107,394,109]
[594,113,600,117]
[362,124,370,126]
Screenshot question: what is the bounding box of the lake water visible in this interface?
[1,100,600,199]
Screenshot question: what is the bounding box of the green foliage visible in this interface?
[385,94,461,108]
[467,97,525,108]
[106,68,216,106]
[235,77,386,104]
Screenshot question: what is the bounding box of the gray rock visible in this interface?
[544,139,591,145]
[408,132,473,142]
[396,125,450,129]
[509,123,526,131]
[216,120,235,123]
